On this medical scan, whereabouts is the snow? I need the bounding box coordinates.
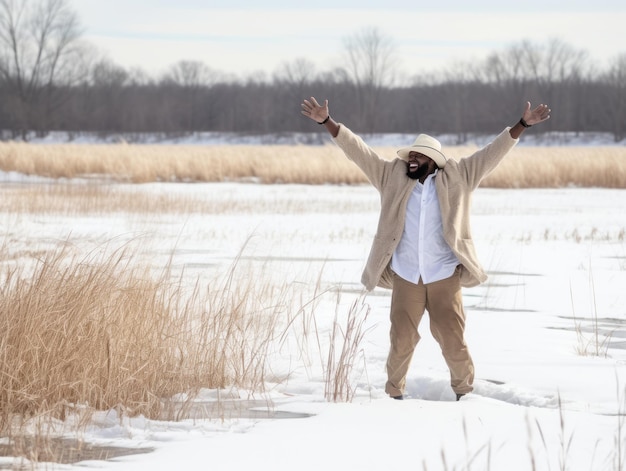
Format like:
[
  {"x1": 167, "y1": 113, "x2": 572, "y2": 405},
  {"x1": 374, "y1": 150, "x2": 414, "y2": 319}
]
[
  {"x1": 1, "y1": 173, "x2": 626, "y2": 470},
  {"x1": 5, "y1": 130, "x2": 626, "y2": 147}
]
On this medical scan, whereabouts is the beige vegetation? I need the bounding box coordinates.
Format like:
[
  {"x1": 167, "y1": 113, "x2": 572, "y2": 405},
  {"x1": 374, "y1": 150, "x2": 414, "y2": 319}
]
[
  {"x1": 480, "y1": 146, "x2": 626, "y2": 188},
  {"x1": 0, "y1": 246, "x2": 281, "y2": 425},
  {"x1": 1, "y1": 142, "x2": 625, "y2": 188},
  {"x1": 0, "y1": 143, "x2": 365, "y2": 185},
  {"x1": 0, "y1": 237, "x2": 364, "y2": 463},
  {"x1": 0, "y1": 182, "x2": 378, "y2": 216}
]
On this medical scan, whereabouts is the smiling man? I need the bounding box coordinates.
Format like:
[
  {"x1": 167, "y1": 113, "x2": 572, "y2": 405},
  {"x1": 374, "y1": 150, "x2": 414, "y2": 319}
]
[{"x1": 301, "y1": 96, "x2": 550, "y2": 401}]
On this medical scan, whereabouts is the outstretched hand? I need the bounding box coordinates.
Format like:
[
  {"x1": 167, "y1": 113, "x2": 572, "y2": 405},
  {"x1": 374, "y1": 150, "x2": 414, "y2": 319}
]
[
  {"x1": 522, "y1": 102, "x2": 551, "y2": 126},
  {"x1": 301, "y1": 97, "x2": 329, "y2": 123}
]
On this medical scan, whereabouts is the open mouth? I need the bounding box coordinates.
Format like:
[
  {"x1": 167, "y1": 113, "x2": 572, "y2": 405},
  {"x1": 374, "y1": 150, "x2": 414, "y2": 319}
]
[{"x1": 409, "y1": 163, "x2": 419, "y2": 171}]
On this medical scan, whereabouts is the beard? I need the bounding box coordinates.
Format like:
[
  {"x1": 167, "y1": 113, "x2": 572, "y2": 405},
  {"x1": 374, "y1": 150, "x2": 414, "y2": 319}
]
[{"x1": 406, "y1": 162, "x2": 430, "y2": 180}]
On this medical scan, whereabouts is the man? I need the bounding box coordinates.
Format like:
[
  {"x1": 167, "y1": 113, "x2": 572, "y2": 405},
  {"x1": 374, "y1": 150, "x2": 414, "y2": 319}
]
[{"x1": 300, "y1": 97, "x2": 551, "y2": 400}]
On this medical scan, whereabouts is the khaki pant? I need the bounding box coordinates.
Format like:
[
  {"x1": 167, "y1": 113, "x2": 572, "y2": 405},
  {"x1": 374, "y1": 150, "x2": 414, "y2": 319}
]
[{"x1": 385, "y1": 267, "x2": 474, "y2": 397}]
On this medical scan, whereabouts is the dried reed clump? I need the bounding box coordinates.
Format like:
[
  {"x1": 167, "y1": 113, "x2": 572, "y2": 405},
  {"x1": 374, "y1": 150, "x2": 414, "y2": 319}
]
[
  {"x1": 2, "y1": 141, "x2": 626, "y2": 188},
  {"x1": 480, "y1": 147, "x2": 626, "y2": 188},
  {"x1": 0, "y1": 142, "x2": 368, "y2": 185},
  {"x1": 0, "y1": 244, "x2": 284, "y2": 434}
]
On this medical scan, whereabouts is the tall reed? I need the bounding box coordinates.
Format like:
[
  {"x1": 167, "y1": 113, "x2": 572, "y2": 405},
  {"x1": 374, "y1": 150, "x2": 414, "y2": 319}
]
[
  {"x1": 1, "y1": 142, "x2": 625, "y2": 188},
  {"x1": 0, "y1": 243, "x2": 286, "y2": 434},
  {"x1": 324, "y1": 293, "x2": 371, "y2": 402}
]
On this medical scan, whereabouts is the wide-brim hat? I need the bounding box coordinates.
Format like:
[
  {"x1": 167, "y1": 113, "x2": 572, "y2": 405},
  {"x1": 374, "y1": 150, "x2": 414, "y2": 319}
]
[{"x1": 397, "y1": 134, "x2": 447, "y2": 168}]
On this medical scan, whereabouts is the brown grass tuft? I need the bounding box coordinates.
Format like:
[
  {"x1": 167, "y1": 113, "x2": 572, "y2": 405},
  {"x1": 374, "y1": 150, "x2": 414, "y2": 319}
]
[{"x1": 0, "y1": 242, "x2": 286, "y2": 434}]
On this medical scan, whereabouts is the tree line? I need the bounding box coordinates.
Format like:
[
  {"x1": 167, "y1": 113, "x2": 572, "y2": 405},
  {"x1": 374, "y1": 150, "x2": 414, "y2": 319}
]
[{"x1": 1, "y1": 0, "x2": 625, "y2": 142}]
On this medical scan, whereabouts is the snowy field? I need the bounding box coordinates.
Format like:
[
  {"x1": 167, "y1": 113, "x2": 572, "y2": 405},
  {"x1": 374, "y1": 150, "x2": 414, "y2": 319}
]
[
  {"x1": 13, "y1": 129, "x2": 626, "y2": 147},
  {"x1": 1, "y1": 177, "x2": 626, "y2": 470}
]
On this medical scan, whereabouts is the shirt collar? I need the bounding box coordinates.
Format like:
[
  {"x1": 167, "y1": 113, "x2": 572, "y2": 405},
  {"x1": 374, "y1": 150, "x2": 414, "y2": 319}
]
[
  {"x1": 412, "y1": 168, "x2": 439, "y2": 188},
  {"x1": 425, "y1": 168, "x2": 438, "y2": 184}
]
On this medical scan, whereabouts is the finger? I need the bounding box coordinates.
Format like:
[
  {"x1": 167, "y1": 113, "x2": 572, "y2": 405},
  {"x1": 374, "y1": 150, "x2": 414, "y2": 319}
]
[
  {"x1": 535, "y1": 104, "x2": 551, "y2": 118},
  {"x1": 310, "y1": 97, "x2": 321, "y2": 107},
  {"x1": 543, "y1": 106, "x2": 552, "y2": 120}
]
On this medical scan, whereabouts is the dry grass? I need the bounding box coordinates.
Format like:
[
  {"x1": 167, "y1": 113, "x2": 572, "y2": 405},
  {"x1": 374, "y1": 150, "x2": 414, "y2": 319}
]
[
  {"x1": 0, "y1": 182, "x2": 377, "y2": 216},
  {"x1": 1, "y1": 142, "x2": 625, "y2": 187},
  {"x1": 0, "y1": 227, "x2": 372, "y2": 463},
  {"x1": 0, "y1": 242, "x2": 288, "y2": 436},
  {"x1": 324, "y1": 294, "x2": 371, "y2": 402},
  {"x1": 278, "y1": 271, "x2": 373, "y2": 403},
  {"x1": 0, "y1": 142, "x2": 365, "y2": 185},
  {"x1": 481, "y1": 147, "x2": 626, "y2": 188},
  {"x1": 570, "y1": 270, "x2": 613, "y2": 358}
]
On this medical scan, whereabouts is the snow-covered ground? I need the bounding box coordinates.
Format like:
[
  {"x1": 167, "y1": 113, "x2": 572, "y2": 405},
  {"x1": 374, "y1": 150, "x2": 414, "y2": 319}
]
[
  {"x1": 8, "y1": 130, "x2": 626, "y2": 147},
  {"x1": 1, "y1": 176, "x2": 625, "y2": 470}
]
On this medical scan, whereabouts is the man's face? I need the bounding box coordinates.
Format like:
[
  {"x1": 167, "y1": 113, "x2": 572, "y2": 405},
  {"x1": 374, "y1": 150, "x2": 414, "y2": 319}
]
[{"x1": 406, "y1": 151, "x2": 437, "y2": 180}]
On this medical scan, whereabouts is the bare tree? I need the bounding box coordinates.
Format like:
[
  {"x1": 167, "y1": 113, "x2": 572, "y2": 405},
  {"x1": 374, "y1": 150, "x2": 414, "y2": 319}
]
[
  {"x1": 85, "y1": 59, "x2": 130, "y2": 134},
  {"x1": 479, "y1": 41, "x2": 533, "y2": 116},
  {"x1": 0, "y1": 0, "x2": 88, "y2": 138},
  {"x1": 476, "y1": 39, "x2": 593, "y2": 132},
  {"x1": 525, "y1": 38, "x2": 589, "y2": 83},
  {"x1": 601, "y1": 53, "x2": 626, "y2": 142},
  {"x1": 91, "y1": 59, "x2": 129, "y2": 87},
  {"x1": 523, "y1": 38, "x2": 590, "y2": 130},
  {"x1": 273, "y1": 58, "x2": 316, "y2": 89},
  {"x1": 163, "y1": 60, "x2": 218, "y2": 88},
  {"x1": 341, "y1": 27, "x2": 397, "y2": 132},
  {"x1": 161, "y1": 60, "x2": 221, "y2": 132},
  {"x1": 273, "y1": 58, "x2": 318, "y2": 131}
]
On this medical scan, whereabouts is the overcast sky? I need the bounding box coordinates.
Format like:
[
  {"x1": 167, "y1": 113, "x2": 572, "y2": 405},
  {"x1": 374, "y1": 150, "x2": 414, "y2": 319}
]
[{"x1": 72, "y1": 0, "x2": 626, "y2": 79}]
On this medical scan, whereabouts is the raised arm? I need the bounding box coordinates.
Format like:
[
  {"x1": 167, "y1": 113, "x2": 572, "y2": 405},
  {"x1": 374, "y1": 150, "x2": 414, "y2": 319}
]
[
  {"x1": 301, "y1": 97, "x2": 340, "y2": 137},
  {"x1": 509, "y1": 102, "x2": 551, "y2": 139}
]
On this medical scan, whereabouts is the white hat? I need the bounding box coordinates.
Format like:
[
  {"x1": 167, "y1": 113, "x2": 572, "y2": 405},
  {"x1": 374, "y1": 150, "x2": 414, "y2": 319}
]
[{"x1": 397, "y1": 134, "x2": 447, "y2": 168}]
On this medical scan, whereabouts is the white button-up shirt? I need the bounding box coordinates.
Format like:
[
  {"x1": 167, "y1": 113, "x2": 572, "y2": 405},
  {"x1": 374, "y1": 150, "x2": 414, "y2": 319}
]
[{"x1": 391, "y1": 171, "x2": 459, "y2": 285}]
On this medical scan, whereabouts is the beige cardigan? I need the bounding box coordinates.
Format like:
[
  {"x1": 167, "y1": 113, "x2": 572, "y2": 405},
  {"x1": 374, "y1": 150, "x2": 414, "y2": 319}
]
[{"x1": 332, "y1": 125, "x2": 519, "y2": 291}]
